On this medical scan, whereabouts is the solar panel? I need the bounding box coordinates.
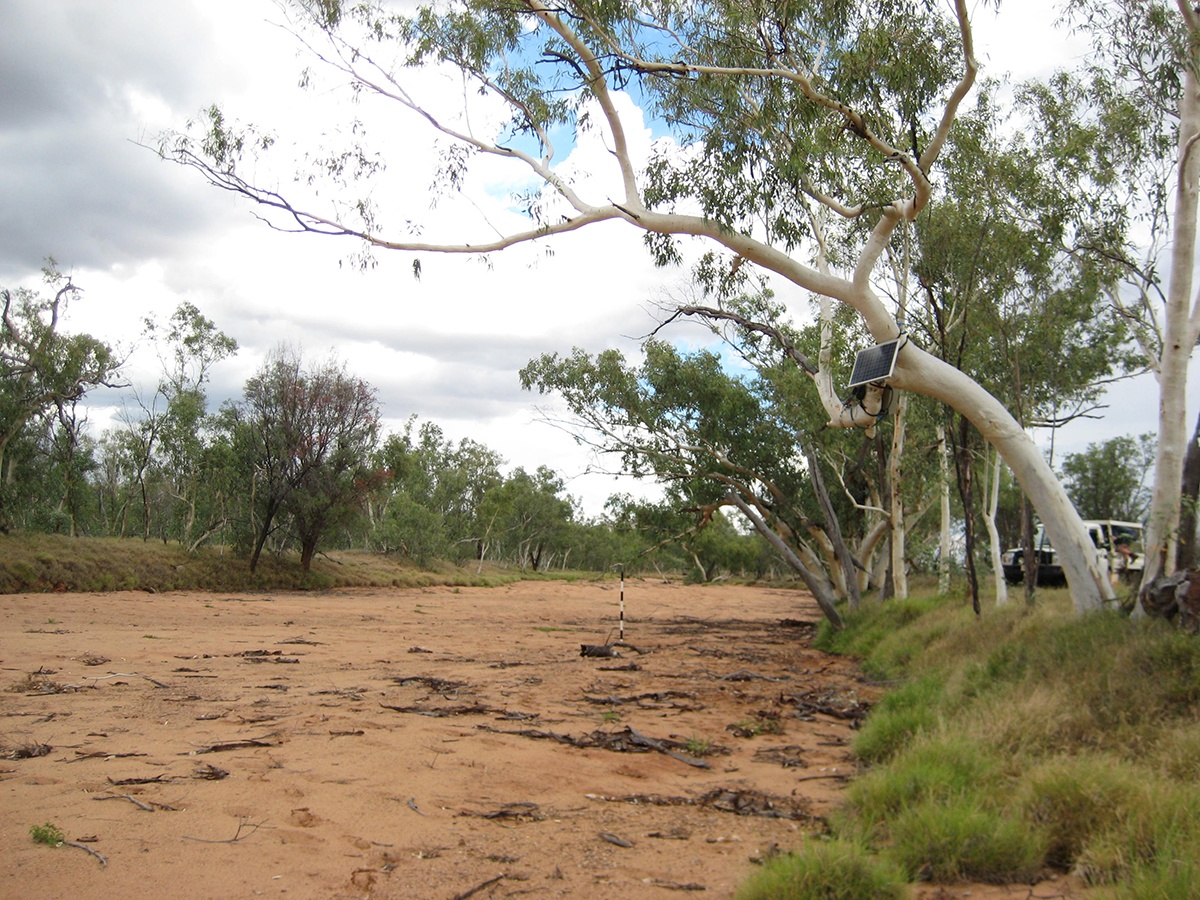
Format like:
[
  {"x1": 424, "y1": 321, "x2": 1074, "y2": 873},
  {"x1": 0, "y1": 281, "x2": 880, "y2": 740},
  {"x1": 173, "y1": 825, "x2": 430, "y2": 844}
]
[{"x1": 847, "y1": 339, "x2": 900, "y2": 389}]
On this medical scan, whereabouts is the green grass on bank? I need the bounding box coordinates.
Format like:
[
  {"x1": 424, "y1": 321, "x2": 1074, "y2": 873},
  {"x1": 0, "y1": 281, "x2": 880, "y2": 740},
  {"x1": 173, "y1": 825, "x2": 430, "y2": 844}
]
[
  {"x1": 738, "y1": 586, "x2": 1200, "y2": 900},
  {"x1": 0, "y1": 532, "x2": 591, "y2": 593}
]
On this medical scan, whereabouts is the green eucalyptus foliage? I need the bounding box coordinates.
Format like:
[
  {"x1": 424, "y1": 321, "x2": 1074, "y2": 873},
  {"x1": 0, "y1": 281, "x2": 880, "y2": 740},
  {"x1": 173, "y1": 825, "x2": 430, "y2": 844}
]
[
  {"x1": 1060, "y1": 433, "x2": 1156, "y2": 521},
  {"x1": 520, "y1": 337, "x2": 828, "y2": 540},
  {"x1": 1, "y1": 266, "x2": 121, "y2": 530}
]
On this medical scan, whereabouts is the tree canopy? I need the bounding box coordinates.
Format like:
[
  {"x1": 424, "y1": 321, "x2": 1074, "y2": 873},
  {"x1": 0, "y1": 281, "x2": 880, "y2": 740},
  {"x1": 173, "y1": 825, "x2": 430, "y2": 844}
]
[{"x1": 151, "y1": 0, "x2": 1200, "y2": 611}]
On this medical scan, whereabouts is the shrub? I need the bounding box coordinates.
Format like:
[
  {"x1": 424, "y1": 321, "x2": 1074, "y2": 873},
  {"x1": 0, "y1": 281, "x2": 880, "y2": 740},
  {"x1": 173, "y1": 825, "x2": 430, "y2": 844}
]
[
  {"x1": 1016, "y1": 755, "x2": 1142, "y2": 870},
  {"x1": 735, "y1": 838, "x2": 908, "y2": 900},
  {"x1": 842, "y1": 734, "x2": 1001, "y2": 835},
  {"x1": 1075, "y1": 787, "x2": 1200, "y2": 888},
  {"x1": 887, "y1": 797, "x2": 1044, "y2": 884},
  {"x1": 851, "y1": 674, "x2": 946, "y2": 762},
  {"x1": 29, "y1": 823, "x2": 64, "y2": 846}
]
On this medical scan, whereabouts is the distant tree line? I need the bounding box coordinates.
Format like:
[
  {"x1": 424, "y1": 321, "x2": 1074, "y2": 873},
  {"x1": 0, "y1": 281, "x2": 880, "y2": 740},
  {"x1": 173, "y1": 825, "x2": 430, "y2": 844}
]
[
  {"x1": 2, "y1": 270, "x2": 1165, "y2": 590},
  {"x1": 0, "y1": 276, "x2": 789, "y2": 580}
]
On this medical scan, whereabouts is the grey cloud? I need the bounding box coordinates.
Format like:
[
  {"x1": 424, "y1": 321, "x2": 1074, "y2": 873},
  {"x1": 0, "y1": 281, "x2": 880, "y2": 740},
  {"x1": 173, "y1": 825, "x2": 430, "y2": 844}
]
[{"x1": 0, "y1": 0, "x2": 243, "y2": 276}]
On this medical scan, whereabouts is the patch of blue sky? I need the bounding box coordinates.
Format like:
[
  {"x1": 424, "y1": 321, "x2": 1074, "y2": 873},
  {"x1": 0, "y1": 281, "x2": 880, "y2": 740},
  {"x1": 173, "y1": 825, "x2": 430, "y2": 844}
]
[{"x1": 660, "y1": 330, "x2": 759, "y2": 382}]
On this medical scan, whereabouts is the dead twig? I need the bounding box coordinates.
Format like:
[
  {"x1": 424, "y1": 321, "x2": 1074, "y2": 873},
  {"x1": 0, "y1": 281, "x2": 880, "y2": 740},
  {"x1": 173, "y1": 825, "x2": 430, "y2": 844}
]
[
  {"x1": 189, "y1": 738, "x2": 274, "y2": 755},
  {"x1": 107, "y1": 774, "x2": 173, "y2": 786},
  {"x1": 451, "y1": 873, "x2": 505, "y2": 900},
  {"x1": 3, "y1": 742, "x2": 52, "y2": 760},
  {"x1": 598, "y1": 832, "x2": 633, "y2": 848},
  {"x1": 380, "y1": 702, "x2": 504, "y2": 717},
  {"x1": 62, "y1": 840, "x2": 107, "y2": 867},
  {"x1": 69, "y1": 749, "x2": 147, "y2": 763},
  {"x1": 719, "y1": 670, "x2": 788, "y2": 683},
  {"x1": 182, "y1": 819, "x2": 265, "y2": 843},
  {"x1": 64, "y1": 672, "x2": 171, "y2": 689},
  {"x1": 94, "y1": 793, "x2": 154, "y2": 811}
]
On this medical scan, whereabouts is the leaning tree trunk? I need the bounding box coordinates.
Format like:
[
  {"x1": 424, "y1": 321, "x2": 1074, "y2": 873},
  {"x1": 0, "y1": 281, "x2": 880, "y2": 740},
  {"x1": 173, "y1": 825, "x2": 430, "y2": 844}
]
[
  {"x1": 888, "y1": 344, "x2": 1112, "y2": 613},
  {"x1": 726, "y1": 492, "x2": 844, "y2": 630},
  {"x1": 720, "y1": 209, "x2": 1114, "y2": 613},
  {"x1": 806, "y1": 446, "x2": 861, "y2": 611}
]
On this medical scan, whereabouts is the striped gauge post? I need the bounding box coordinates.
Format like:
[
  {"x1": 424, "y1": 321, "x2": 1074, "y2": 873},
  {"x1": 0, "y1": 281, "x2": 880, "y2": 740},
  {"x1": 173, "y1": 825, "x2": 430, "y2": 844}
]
[{"x1": 619, "y1": 564, "x2": 625, "y2": 642}]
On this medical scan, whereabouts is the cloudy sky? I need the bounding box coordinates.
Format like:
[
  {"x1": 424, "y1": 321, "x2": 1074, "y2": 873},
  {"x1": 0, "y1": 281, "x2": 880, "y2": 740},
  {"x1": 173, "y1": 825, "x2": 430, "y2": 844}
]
[{"x1": 0, "y1": 0, "x2": 1191, "y2": 514}]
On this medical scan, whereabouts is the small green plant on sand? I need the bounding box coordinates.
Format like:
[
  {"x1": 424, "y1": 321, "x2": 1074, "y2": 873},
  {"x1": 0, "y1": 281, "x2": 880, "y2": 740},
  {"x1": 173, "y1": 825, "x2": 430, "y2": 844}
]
[
  {"x1": 30, "y1": 823, "x2": 64, "y2": 846},
  {"x1": 684, "y1": 735, "x2": 714, "y2": 757},
  {"x1": 601, "y1": 709, "x2": 622, "y2": 724}
]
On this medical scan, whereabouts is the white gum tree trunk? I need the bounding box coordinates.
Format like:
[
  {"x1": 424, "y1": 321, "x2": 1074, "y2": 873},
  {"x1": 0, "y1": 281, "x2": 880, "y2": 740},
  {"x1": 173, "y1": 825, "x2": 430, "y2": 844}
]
[
  {"x1": 1141, "y1": 60, "x2": 1200, "y2": 598},
  {"x1": 983, "y1": 444, "x2": 1009, "y2": 606}
]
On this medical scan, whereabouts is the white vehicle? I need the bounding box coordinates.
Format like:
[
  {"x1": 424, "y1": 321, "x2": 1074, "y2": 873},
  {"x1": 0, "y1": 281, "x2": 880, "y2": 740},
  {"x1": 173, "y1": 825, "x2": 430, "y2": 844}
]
[{"x1": 1001, "y1": 520, "x2": 1144, "y2": 586}]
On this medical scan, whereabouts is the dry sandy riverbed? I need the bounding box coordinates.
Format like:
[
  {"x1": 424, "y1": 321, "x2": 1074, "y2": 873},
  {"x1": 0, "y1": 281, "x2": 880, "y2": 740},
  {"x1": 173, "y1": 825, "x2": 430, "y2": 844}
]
[{"x1": 1, "y1": 580, "x2": 1085, "y2": 899}]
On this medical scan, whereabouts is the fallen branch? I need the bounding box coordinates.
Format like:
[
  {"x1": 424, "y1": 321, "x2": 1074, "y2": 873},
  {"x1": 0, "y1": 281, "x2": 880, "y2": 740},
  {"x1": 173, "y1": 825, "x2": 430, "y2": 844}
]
[
  {"x1": 719, "y1": 670, "x2": 788, "y2": 683},
  {"x1": 94, "y1": 793, "x2": 154, "y2": 812},
  {"x1": 189, "y1": 738, "x2": 274, "y2": 755},
  {"x1": 452, "y1": 874, "x2": 505, "y2": 900},
  {"x1": 65, "y1": 672, "x2": 171, "y2": 689},
  {"x1": 69, "y1": 750, "x2": 147, "y2": 763},
  {"x1": 475, "y1": 725, "x2": 713, "y2": 768},
  {"x1": 107, "y1": 774, "x2": 172, "y2": 786},
  {"x1": 62, "y1": 839, "x2": 107, "y2": 867},
  {"x1": 380, "y1": 703, "x2": 505, "y2": 718},
  {"x1": 779, "y1": 688, "x2": 870, "y2": 722},
  {"x1": 585, "y1": 788, "x2": 817, "y2": 821}
]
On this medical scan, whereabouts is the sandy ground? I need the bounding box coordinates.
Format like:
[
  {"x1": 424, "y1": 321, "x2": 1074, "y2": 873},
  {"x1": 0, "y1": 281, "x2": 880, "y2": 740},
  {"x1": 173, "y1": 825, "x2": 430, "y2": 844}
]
[{"x1": 1, "y1": 580, "x2": 1087, "y2": 900}]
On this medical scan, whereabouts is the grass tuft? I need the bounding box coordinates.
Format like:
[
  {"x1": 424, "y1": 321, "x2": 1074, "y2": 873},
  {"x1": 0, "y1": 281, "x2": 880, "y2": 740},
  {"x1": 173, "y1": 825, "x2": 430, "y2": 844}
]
[
  {"x1": 886, "y1": 797, "x2": 1044, "y2": 884},
  {"x1": 734, "y1": 838, "x2": 908, "y2": 900}
]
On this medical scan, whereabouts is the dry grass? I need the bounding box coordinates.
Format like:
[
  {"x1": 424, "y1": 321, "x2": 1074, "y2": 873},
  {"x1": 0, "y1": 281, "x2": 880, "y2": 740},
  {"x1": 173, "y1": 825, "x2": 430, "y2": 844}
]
[{"x1": 0, "y1": 532, "x2": 585, "y2": 594}]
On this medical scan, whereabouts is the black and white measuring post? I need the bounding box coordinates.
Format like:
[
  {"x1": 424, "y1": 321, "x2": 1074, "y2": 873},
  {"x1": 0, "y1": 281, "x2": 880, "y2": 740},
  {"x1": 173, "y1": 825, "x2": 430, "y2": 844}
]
[{"x1": 618, "y1": 564, "x2": 625, "y2": 643}]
